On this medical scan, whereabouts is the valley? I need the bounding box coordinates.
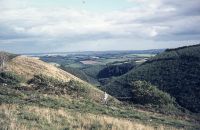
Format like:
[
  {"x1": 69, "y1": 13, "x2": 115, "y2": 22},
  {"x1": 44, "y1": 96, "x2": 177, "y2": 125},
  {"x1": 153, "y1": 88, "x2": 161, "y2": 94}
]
[{"x1": 0, "y1": 45, "x2": 200, "y2": 130}]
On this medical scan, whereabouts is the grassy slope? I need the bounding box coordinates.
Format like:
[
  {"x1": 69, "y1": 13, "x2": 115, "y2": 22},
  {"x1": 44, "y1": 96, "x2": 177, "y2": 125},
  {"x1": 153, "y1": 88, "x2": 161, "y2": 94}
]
[
  {"x1": 6, "y1": 56, "x2": 80, "y2": 82},
  {"x1": 6, "y1": 56, "x2": 107, "y2": 102},
  {"x1": 0, "y1": 85, "x2": 199, "y2": 130},
  {"x1": 0, "y1": 104, "x2": 186, "y2": 130},
  {"x1": 105, "y1": 44, "x2": 200, "y2": 113},
  {"x1": 0, "y1": 55, "x2": 199, "y2": 130}
]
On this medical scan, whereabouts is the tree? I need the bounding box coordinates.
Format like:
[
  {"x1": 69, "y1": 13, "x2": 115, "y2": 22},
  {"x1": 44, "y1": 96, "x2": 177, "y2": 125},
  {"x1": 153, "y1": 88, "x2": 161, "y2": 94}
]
[{"x1": 0, "y1": 52, "x2": 9, "y2": 71}]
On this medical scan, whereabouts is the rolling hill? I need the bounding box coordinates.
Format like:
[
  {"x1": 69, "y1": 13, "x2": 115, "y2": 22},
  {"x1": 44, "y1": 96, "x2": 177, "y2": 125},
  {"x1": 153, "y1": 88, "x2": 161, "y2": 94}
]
[
  {"x1": 105, "y1": 44, "x2": 200, "y2": 113},
  {"x1": 4, "y1": 55, "x2": 110, "y2": 103}
]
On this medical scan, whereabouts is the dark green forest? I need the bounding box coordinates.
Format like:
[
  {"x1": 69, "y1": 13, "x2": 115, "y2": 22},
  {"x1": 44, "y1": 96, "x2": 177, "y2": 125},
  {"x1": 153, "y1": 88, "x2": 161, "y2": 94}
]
[{"x1": 104, "y1": 44, "x2": 200, "y2": 113}]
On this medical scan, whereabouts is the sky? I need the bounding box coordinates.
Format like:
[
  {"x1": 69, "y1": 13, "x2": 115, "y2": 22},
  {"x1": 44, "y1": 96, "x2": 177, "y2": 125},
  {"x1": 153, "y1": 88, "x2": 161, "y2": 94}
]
[{"x1": 0, "y1": 0, "x2": 200, "y2": 53}]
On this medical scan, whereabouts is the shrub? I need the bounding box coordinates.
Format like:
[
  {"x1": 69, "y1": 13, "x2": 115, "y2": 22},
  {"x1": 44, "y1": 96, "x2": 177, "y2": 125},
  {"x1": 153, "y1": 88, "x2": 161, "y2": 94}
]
[
  {"x1": 131, "y1": 80, "x2": 175, "y2": 106},
  {"x1": 28, "y1": 74, "x2": 88, "y2": 96},
  {"x1": 0, "y1": 71, "x2": 23, "y2": 84}
]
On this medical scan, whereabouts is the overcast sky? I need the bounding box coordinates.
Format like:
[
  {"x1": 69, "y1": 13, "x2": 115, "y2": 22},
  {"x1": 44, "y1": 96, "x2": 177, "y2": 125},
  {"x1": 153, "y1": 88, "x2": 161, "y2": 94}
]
[{"x1": 0, "y1": 0, "x2": 199, "y2": 53}]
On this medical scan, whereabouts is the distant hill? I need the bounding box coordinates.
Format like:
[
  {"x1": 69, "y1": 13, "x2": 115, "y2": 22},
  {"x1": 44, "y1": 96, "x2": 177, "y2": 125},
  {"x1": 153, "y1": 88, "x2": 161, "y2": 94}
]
[
  {"x1": 105, "y1": 44, "x2": 200, "y2": 113},
  {"x1": 22, "y1": 49, "x2": 164, "y2": 57}
]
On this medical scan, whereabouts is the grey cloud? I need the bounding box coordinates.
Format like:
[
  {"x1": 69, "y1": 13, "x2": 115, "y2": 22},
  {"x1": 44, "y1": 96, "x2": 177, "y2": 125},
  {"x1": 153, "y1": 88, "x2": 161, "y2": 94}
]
[
  {"x1": 116, "y1": 0, "x2": 200, "y2": 41},
  {"x1": 0, "y1": 0, "x2": 200, "y2": 53},
  {"x1": 162, "y1": 0, "x2": 200, "y2": 17},
  {"x1": 0, "y1": 25, "x2": 28, "y2": 40}
]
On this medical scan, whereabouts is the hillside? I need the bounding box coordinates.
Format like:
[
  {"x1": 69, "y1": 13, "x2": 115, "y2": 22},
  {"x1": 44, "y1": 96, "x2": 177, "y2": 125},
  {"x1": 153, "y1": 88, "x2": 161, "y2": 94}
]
[
  {"x1": 0, "y1": 54, "x2": 200, "y2": 130},
  {"x1": 6, "y1": 56, "x2": 81, "y2": 82},
  {"x1": 5, "y1": 56, "x2": 113, "y2": 103},
  {"x1": 97, "y1": 62, "x2": 136, "y2": 79},
  {"x1": 60, "y1": 65, "x2": 103, "y2": 85},
  {"x1": 105, "y1": 44, "x2": 200, "y2": 113}
]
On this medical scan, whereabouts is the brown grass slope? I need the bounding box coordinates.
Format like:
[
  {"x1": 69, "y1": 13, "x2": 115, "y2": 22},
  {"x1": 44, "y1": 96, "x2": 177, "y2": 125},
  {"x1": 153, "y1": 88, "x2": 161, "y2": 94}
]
[
  {"x1": 6, "y1": 56, "x2": 80, "y2": 82},
  {"x1": 6, "y1": 56, "x2": 107, "y2": 102}
]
